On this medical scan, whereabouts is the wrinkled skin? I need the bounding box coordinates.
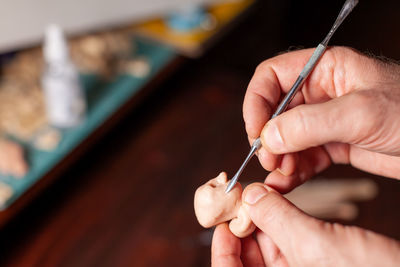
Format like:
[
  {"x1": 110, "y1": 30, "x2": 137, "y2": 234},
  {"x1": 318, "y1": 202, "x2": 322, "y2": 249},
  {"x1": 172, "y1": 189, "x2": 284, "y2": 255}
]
[{"x1": 212, "y1": 47, "x2": 400, "y2": 266}]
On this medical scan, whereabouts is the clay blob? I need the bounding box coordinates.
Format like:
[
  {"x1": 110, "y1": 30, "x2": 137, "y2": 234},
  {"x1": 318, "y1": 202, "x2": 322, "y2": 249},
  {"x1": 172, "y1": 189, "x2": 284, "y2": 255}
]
[
  {"x1": 0, "y1": 138, "x2": 28, "y2": 177},
  {"x1": 194, "y1": 172, "x2": 255, "y2": 238}
]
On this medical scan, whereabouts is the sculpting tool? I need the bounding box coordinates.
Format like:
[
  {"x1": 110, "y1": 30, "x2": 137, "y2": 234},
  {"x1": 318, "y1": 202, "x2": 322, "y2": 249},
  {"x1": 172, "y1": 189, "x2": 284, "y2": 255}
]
[{"x1": 225, "y1": 0, "x2": 359, "y2": 193}]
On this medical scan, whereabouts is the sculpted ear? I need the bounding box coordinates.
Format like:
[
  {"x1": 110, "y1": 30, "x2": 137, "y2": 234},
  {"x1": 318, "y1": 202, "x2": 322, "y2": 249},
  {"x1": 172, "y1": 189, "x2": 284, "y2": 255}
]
[
  {"x1": 229, "y1": 206, "x2": 256, "y2": 238},
  {"x1": 216, "y1": 172, "x2": 228, "y2": 184}
]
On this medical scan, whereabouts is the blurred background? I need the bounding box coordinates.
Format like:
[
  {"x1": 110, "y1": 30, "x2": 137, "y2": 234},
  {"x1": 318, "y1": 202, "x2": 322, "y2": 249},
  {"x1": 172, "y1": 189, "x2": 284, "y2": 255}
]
[{"x1": 0, "y1": 0, "x2": 399, "y2": 266}]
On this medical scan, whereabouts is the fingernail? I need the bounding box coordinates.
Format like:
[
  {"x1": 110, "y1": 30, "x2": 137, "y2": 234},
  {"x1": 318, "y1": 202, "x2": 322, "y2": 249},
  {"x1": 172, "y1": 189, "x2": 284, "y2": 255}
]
[
  {"x1": 276, "y1": 168, "x2": 289, "y2": 177},
  {"x1": 244, "y1": 185, "x2": 268, "y2": 205},
  {"x1": 277, "y1": 154, "x2": 297, "y2": 176},
  {"x1": 262, "y1": 123, "x2": 284, "y2": 152}
]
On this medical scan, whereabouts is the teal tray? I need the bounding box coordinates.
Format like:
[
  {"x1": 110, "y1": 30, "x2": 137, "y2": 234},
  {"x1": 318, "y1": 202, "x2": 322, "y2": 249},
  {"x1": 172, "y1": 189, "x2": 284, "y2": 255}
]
[{"x1": 0, "y1": 39, "x2": 175, "y2": 210}]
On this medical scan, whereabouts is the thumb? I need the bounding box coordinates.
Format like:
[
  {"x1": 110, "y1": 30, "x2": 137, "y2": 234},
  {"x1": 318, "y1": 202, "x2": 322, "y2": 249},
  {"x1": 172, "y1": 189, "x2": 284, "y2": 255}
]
[
  {"x1": 243, "y1": 183, "x2": 319, "y2": 256},
  {"x1": 261, "y1": 92, "x2": 376, "y2": 154},
  {"x1": 244, "y1": 183, "x2": 400, "y2": 266}
]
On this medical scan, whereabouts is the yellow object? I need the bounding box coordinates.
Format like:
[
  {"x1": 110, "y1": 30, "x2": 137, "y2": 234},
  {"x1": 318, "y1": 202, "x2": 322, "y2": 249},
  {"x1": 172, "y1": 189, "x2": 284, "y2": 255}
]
[{"x1": 132, "y1": 0, "x2": 255, "y2": 57}]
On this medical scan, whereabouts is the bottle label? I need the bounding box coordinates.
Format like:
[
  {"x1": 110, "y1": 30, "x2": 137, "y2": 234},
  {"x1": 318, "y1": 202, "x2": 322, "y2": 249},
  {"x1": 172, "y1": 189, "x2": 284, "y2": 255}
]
[{"x1": 43, "y1": 74, "x2": 86, "y2": 128}]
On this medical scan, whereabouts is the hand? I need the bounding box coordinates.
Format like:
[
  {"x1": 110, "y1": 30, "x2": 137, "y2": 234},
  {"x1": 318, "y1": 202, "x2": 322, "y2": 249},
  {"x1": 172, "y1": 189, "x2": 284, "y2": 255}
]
[
  {"x1": 212, "y1": 183, "x2": 400, "y2": 266},
  {"x1": 243, "y1": 47, "x2": 400, "y2": 193}
]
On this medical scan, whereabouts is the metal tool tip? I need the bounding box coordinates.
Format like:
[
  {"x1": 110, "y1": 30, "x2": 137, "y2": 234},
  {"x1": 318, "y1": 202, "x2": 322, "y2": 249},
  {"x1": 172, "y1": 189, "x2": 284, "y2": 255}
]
[
  {"x1": 343, "y1": 0, "x2": 359, "y2": 13},
  {"x1": 225, "y1": 180, "x2": 235, "y2": 194},
  {"x1": 225, "y1": 175, "x2": 238, "y2": 194},
  {"x1": 225, "y1": 139, "x2": 261, "y2": 194}
]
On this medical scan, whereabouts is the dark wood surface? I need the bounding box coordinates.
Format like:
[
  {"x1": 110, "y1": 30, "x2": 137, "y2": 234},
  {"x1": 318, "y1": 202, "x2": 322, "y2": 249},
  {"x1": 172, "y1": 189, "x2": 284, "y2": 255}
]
[{"x1": 1, "y1": 1, "x2": 400, "y2": 266}]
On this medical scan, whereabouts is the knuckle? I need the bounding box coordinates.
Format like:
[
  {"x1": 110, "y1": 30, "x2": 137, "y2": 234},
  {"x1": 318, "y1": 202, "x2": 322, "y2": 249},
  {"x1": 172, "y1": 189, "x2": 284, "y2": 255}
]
[
  {"x1": 255, "y1": 59, "x2": 273, "y2": 74},
  {"x1": 330, "y1": 46, "x2": 359, "y2": 57},
  {"x1": 326, "y1": 47, "x2": 363, "y2": 95},
  {"x1": 329, "y1": 46, "x2": 363, "y2": 64}
]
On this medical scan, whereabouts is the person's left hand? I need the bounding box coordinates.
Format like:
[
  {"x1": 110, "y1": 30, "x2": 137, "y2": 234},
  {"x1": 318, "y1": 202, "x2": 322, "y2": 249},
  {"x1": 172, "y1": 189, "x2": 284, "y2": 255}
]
[{"x1": 212, "y1": 183, "x2": 400, "y2": 267}]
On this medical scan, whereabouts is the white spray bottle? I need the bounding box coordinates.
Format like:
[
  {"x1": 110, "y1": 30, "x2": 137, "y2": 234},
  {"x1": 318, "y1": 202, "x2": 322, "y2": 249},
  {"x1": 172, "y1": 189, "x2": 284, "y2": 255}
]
[{"x1": 42, "y1": 24, "x2": 86, "y2": 128}]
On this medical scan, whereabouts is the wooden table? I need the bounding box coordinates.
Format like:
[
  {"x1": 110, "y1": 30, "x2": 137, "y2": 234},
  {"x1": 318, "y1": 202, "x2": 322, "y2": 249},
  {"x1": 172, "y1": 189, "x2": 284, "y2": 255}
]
[{"x1": 1, "y1": 1, "x2": 400, "y2": 266}]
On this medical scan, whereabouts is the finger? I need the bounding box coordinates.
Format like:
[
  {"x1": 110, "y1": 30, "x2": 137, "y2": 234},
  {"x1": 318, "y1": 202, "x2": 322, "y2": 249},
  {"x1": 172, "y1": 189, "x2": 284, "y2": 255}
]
[
  {"x1": 245, "y1": 184, "x2": 400, "y2": 266},
  {"x1": 256, "y1": 230, "x2": 288, "y2": 267},
  {"x1": 250, "y1": 91, "x2": 303, "y2": 173},
  {"x1": 265, "y1": 147, "x2": 331, "y2": 193},
  {"x1": 257, "y1": 147, "x2": 280, "y2": 171},
  {"x1": 264, "y1": 171, "x2": 299, "y2": 194},
  {"x1": 261, "y1": 91, "x2": 382, "y2": 154},
  {"x1": 256, "y1": 147, "x2": 296, "y2": 174},
  {"x1": 243, "y1": 49, "x2": 318, "y2": 141},
  {"x1": 243, "y1": 47, "x2": 358, "y2": 143},
  {"x1": 212, "y1": 223, "x2": 243, "y2": 267},
  {"x1": 248, "y1": 133, "x2": 280, "y2": 171},
  {"x1": 324, "y1": 141, "x2": 400, "y2": 180},
  {"x1": 241, "y1": 235, "x2": 265, "y2": 267},
  {"x1": 349, "y1": 146, "x2": 400, "y2": 180},
  {"x1": 242, "y1": 183, "x2": 320, "y2": 259},
  {"x1": 323, "y1": 142, "x2": 350, "y2": 164},
  {"x1": 243, "y1": 65, "x2": 280, "y2": 140},
  {"x1": 276, "y1": 153, "x2": 298, "y2": 177}
]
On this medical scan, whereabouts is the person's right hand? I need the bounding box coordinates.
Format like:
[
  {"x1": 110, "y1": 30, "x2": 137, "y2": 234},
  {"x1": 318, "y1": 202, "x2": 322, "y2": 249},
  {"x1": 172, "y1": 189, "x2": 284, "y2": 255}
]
[{"x1": 243, "y1": 46, "x2": 400, "y2": 193}]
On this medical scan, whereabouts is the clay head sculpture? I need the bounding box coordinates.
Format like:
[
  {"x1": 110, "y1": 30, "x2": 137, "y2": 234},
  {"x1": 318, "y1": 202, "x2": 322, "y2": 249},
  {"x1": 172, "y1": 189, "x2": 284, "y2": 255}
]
[{"x1": 194, "y1": 172, "x2": 255, "y2": 238}]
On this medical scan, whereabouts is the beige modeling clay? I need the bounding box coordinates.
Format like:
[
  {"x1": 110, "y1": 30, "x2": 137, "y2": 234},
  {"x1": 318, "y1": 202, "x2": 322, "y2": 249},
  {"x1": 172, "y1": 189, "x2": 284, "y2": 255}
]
[
  {"x1": 33, "y1": 126, "x2": 62, "y2": 151},
  {"x1": 0, "y1": 182, "x2": 13, "y2": 207},
  {"x1": 194, "y1": 172, "x2": 255, "y2": 238},
  {"x1": 119, "y1": 57, "x2": 151, "y2": 78},
  {"x1": 0, "y1": 138, "x2": 28, "y2": 178}
]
